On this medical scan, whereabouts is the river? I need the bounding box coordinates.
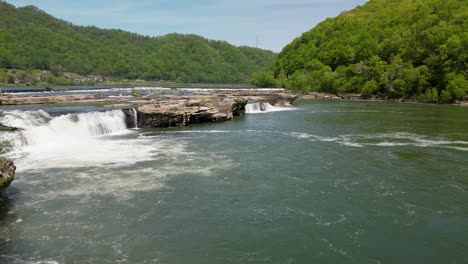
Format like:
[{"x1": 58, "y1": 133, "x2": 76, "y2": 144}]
[{"x1": 0, "y1": 99, "x2": 467, "y2": 263}]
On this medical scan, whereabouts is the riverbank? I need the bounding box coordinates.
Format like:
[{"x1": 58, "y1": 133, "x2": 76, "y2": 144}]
[
  {"x1": 300, "y1": 92, "x2": 468, "y2": 106},
  {"x1": 0, "y1": 83, "x2": 253, "y2": 93}
]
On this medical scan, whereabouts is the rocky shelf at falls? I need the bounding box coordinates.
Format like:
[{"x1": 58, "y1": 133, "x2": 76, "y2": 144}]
[
  {"x1": 0, "y1": 89, "x2": 297, "y2": 192},
  {"x1": 123, "y1": 92, "x2": 296, "y2": 128},
  {"x1": 0, "y1": 90, "x2": 298, "y2": 128}
]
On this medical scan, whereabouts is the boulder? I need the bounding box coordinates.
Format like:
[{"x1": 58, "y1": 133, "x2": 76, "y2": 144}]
[{"x1": 0, "y1": 159, "x2": 15, "y2": 193}]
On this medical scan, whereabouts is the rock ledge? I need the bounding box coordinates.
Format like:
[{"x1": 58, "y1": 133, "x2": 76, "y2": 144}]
[{"x1": 0, "y1": 159, "x2": 15, "y2": 193}]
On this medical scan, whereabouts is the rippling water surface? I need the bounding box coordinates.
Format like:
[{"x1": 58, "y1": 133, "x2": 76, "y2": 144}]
[{"x1": 1, "y1": 100, "x2": 467, "y2": 263}]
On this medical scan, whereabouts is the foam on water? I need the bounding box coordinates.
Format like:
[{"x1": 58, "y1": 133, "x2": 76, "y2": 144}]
[
  {"x1": 10, "y1": 140, "x2": 234, "y2": 204},
  {"x1": 0, "y1": 109, "x2": 236, "y2": 201},
  {"x1": 0, "y1": 109, "x2": 159, "y2": 171},
  {"x1": 245, "y1": 102, "x2": 297, "y2": 114},
  {"x1": 18, "y1": 167, "x2": 169, "y2": 204},
  {"x1": 155, "y1": 130, "x2": 235, "y2": 134},
  {"x1": 0, "y1": 255, "x2": 60, "y2": 264},
  {"x1": 287, "y1": 131, "x2": 468, "y2": 151},
  {"x1": 137, "y1": 129, "x2": 468, "y2": 152},
  {"x1": 158, "y1": 129, "x2": 466, "y2": 151},
  {"x1": 0, "y1": 101, "x2": 466, "y2": 263}
]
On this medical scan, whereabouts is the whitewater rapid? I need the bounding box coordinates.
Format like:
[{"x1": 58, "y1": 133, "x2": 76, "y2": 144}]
[
  {"x1": 245, "y1": 102, "x2": 295, "y2": 113},
  {"x1": 0, "y1": 100, "x2": 467, "y2": 263},
  {"x1": 0, "y1": 109, "x2": 156, "y2": 171}
]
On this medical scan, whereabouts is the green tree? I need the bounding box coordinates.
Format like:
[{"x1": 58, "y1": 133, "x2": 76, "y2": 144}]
[
  {"x1": 251, "y1": 71, "x2": 277, "y2": 88},
  {"x1": 272, "y1": 0, "x2": 467, "y2": 102},
  {"x1": 445, "y1": 74, "x2": 467, "y2": 101},
  {"x1": 362, "y1": 80, "x2": 379, "y2": 96},
  {"x1": 0, "y1": 2, "x2": 278, "y2": 84}
]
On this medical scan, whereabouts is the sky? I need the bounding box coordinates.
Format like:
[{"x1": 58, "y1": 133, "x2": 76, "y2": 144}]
[{"x1": 7, "y1": 0, "x2": 368, "y2": 52}]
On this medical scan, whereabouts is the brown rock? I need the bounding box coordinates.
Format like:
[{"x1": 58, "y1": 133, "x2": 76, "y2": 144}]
[{"x1": 0, "y1": 159, "x2": 15, "y2": 193}]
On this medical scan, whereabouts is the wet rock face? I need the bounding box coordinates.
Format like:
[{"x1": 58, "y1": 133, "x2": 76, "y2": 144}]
[
  {"x1": 135, "y1": 101, "x2": 233, "y2": 128},
  {"x1": 137, "y1": 111, "x2": 188, "y2": 128},
  {"x1": 122, "y1": 109, "x2": 138, "y2": 128},
  {"x1": 121, "y1": 93, "x2": 297, "y2": 129},
  {"x1": 0, "y1": 159, "x2": 16, "y2": 193},
  {"x1": 249, "y1": 94, "x2": 298, "y2": 107},
  {"x1": 231, "y1": 99, "x2": 248, "y2": 116}
]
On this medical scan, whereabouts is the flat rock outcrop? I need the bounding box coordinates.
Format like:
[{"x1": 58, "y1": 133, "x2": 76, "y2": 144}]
[
  {"x1": 133, "y1": 99, "x2": 235, "y2": 128},
  {"x1": 0, "y1": 93, "x2": 109, "y2": 105},
  {"x1": 248, "y1": 93, "x2": 298, "y2": 107},
  {"x1": 1, "y1": 89, "x2": 298, "y2": 129},
  {"x1": 117, "y1": 91, "x2": 297, "y2": 128}
]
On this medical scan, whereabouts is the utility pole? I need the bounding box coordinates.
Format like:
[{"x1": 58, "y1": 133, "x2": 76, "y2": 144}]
[{"x1": 256, "y1": 34, "x2": 259, "y2": 49}]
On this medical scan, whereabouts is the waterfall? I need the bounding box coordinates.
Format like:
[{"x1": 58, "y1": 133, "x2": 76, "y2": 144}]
[
  {"x1": 121, "y1": 108, "x2": 138, "y2": 129},
  {"x1": 131, "y1": 108, "x2": 138, "y2": 129},
  {"x1": 245, "y1": 102, "x2": 277, "y2": 113},
  {"x1": 0, "y1": 109, "x2": 163, "y2": 170},
  {"x1": 1, "y1": 109, "x2": 129, "y2": 147}
]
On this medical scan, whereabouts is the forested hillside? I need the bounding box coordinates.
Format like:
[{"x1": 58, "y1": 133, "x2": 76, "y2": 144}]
[
  {"x1": 266, "y1": 0, "x2": 467, "y2": 102},
  {"x1": 0, "y1": 1, "x2": 276, "y2": 84}
]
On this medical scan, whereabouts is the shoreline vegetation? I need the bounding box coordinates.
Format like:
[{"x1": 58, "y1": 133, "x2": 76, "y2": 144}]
[
  {"x1": 0, "y1": 2, "x2": 276, "y2": 85},
  {"x1": 0, "y1": 85, "x2": 466, "y2": 107},
  {"x1": 299, "y1": 92, "x2": 468, "y2": 106},
  {"x1": 1, "y1": 0, "x2": 466, "y2": 105},
  {"x1": 0, "y1": 69, "x2": 252, "y2": 89},
  {"x1": 251, "y1": 0, "x2": 467, "y2": 104}
]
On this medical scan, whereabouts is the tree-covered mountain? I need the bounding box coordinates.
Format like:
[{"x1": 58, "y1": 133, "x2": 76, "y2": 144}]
[
  {"x1": 265, "y1": 0, "x2": 467, "y2": 102},
  {"x1": 0, "y1": 1, "x2": 276, "y2": 84}
]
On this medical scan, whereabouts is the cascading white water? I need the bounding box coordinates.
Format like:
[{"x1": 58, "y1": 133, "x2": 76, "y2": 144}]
[
  {"x1": 0, "y1": 109, "x2": 158, "y2": 171},
  {"x1": 245, "y1": 102, "x2": 277, "y2": 113},
  {"x1": 131, "y1": 108, "x2": 138, "y2": 129},
  {"x1": 1, "y1": 109, "x2": 128, "y2": 146}
]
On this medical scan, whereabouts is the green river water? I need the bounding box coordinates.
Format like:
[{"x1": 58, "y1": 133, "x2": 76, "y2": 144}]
[{"x1": 0, "y1": 99, "x2": 467, "y2": 263}]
